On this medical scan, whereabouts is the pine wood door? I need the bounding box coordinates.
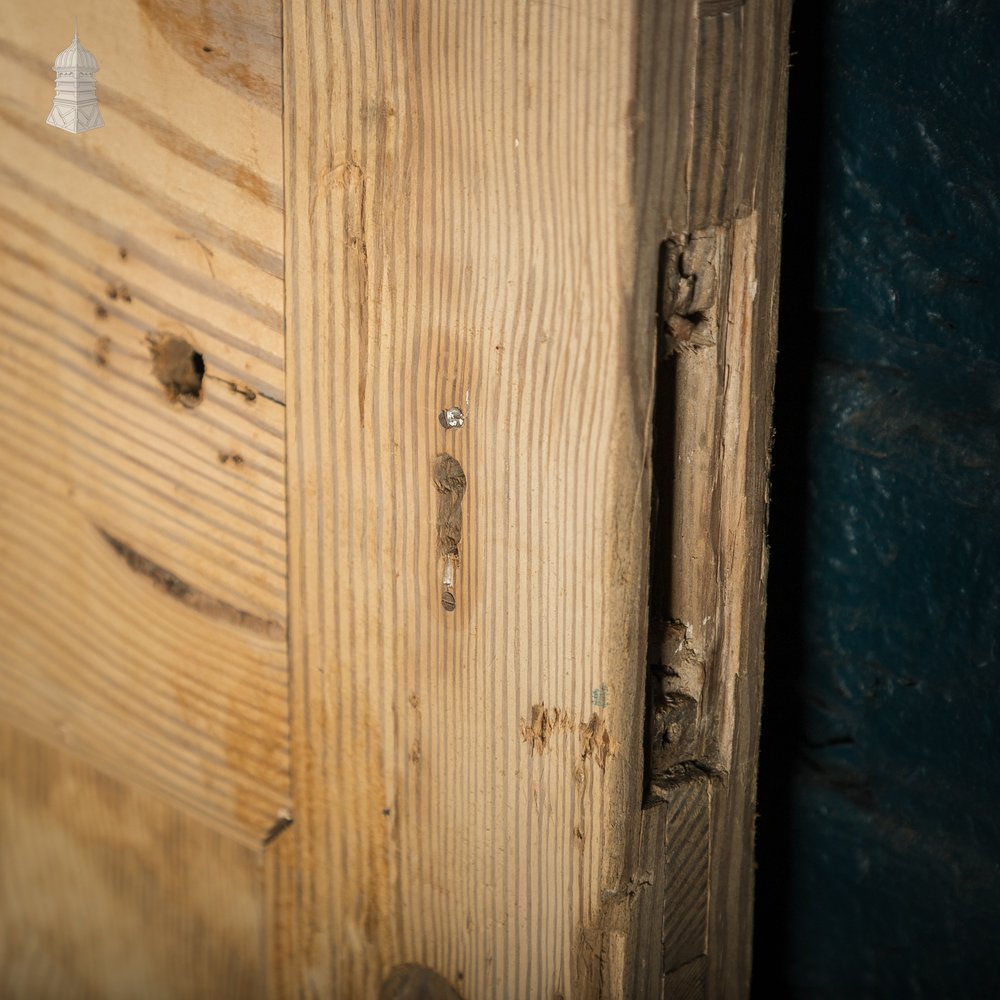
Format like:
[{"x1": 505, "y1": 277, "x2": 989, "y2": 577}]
[{"x1": 0, "y1": 1, "x2": 791, "y2": 997}]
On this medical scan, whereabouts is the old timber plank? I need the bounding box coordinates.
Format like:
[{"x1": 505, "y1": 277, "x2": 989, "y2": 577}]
[
  {"x1": 0, "y1": 0, "x2": 288, "y2": 845},
  {"x1": 279, "y1": 1, "x2": 654, "y2": 996}
]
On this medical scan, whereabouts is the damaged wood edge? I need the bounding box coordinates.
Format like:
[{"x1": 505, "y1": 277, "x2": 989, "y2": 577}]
[
  {"x1": 703, "y1": 199, "x2": 781, "y2": 1000},
  {"x1": 645, "y1": 212, "x2": 760, "y2": 806},
  {"x1": 646, "y1": 220, "x2": 729, "y2": 802},
  {"x1": 575, "y1": 0, "x2": 790, "y2": 993},
  {"x1": 657, "y1": 226, "x2": 726, "y2": 354},
  {"x1": 97, "y1": 527, "x2": 285, "y2": 640},
  {"x1": 619, "y1": 206, "x2": 746, "y2": 992}
]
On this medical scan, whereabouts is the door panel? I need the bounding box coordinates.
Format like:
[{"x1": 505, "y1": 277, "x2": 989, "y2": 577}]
[{"x1": 0, "y1": 0, "x2": 287, "y2": 843}]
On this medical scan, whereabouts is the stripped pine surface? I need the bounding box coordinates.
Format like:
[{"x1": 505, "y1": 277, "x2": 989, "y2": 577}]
[
  {"x1": 278, "y1": 1, "x2": 653, "y2": 996},
  {"x1": 0, "y1": 721, "x2": 265, "y2": 1000},
  {"x1": 0, "y1": 0, "x2": 288, "y2": 844}
]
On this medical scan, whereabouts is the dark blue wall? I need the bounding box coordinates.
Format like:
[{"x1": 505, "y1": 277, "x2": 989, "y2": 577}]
[{"x1": 754, "y1": 2, "x2": 1000, "y2": 996}]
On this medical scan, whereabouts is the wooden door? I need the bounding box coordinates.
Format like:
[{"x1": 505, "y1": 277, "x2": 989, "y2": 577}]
[{"x1": 0, "y1": 1, "x2": 791, "y2": 997}]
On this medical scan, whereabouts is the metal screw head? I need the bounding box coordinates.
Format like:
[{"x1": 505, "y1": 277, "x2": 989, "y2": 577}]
[
  {"x1": 441, "y1": 591, "x2": 456, "y2": 612},
  {"x1": 439, "y1": 406, "x2": 465, "y2": 429}
]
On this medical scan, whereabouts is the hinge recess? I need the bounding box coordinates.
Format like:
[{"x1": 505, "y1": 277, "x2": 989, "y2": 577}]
[{"x1": 645, "y1": 225, "x2": 729, "y2": 804}]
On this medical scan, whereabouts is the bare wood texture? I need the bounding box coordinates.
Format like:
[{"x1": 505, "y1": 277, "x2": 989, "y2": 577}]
[
  {"x1": 0, "y1": 721, "x2": 265, "y2": 999},
  {"x1": 280, "y1": 2, "x2": 654, "y2": 997},
  {"x1": 0, "y1": 1, "x2": 289, "y2": 843}
]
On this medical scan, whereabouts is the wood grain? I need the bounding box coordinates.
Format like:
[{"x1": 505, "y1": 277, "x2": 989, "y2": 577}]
[
  {"x1": 0, "y1": 0, "x2": 790, "y2": 992},
  {"x1": 703, "y1": 17, "x2": 793, "y2": 991},
  {"x1": 0, "y1": 0, "x2": 289, "y2": 844},
  {"x1": 279, "y1": 1, "x2": 655, "y2": 996},
  {"x1": 0, "y1": 721, "x2": 265, "y2": 999}
]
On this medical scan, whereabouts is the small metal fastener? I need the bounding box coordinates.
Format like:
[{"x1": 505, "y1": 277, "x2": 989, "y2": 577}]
[
  {"x1": 441, "y1": 591, "x2": 456, "y2": 612},
  {"x1": 439, "y1": 406, "x2": 465, "y2": 429}
]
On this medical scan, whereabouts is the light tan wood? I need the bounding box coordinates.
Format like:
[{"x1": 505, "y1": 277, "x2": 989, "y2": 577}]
[
  {"x1": 0, "y1": 721, "x2": 265, "y2": 999},
  {"x1": 279, "y1": 1, "x2": 655, "y2": 996},
  {"x1": 0, "y1": 0, "x2": 289, "y2": 844}
]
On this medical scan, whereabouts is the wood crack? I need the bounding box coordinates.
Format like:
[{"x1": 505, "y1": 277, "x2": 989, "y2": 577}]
[{"x1": 98, "y1": 528, "x2": 285, "y2": 639}]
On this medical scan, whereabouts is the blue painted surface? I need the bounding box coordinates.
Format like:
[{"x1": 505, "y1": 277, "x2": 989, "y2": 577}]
[{"x1": 754, "y1": 1, "x2": 1000, "y2": 996}]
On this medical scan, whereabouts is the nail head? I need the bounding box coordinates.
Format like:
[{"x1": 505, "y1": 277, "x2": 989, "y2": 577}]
[{"x1": 439, "y1": 406, "x2": 465, "y2": 429}]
